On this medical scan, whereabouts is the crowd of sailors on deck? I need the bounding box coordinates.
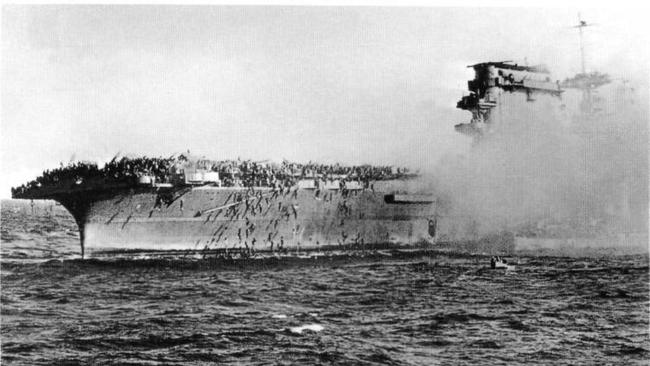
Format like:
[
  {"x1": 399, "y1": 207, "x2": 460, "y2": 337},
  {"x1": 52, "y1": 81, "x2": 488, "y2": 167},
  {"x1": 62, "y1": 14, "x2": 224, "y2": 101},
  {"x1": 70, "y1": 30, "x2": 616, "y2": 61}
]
[
  {"x1": 12, "y1": 155, "x2": 413, "y2": 195},
  {"x1": 206, "y1": 159, "x2": 411, "y2": 188},
  {"x1": 104, "y1": 156, "x2": 176, "y2": 182},
  {"x1": 12, "y1": 161, "x2": 101, "y2": 196},
  {"x1": 12, "y1": 157, "x2": 176, "y2": 196}
]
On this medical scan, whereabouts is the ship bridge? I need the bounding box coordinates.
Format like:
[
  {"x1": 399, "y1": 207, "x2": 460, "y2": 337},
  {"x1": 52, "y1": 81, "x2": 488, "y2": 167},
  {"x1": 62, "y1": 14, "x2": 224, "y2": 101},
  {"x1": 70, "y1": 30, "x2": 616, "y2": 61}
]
[{"x1": 455, "y1": 61, "x2": 564, "y2": 137}]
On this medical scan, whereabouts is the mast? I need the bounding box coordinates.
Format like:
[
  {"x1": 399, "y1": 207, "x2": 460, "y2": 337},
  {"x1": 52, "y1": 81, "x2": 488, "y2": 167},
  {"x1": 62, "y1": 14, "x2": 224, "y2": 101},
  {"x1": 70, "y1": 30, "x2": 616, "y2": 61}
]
[
  {"x1": 563, "y1": 14, "x2": 610, "y2": 114},
  {"x1": 574, "y1": 13, "x2": 591, "y2": 110},
  {"x1": 575, "y1": 13, "x2": 588, "y2": 74}
]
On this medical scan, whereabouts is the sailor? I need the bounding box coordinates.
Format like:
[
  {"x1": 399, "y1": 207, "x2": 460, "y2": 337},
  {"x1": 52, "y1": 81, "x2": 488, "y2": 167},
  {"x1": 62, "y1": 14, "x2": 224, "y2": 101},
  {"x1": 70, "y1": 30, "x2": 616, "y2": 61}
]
[{"x1": 291, "y1": 204, "x2": 298, "y2": 219}]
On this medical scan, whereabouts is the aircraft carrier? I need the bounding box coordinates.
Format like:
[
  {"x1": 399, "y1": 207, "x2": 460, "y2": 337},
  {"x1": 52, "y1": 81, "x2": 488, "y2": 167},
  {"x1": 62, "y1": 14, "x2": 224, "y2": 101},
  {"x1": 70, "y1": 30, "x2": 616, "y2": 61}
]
[{"x1": 12, "y1": 54, "x2": 646, "y2": 258}]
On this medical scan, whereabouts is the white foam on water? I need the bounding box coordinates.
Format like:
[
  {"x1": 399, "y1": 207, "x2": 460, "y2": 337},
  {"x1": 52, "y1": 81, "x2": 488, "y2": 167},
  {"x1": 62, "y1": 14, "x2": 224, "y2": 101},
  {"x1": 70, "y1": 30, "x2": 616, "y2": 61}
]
[
  {"x1": 289, "y1": 324, "x2": 324, "y2": 334},
  {"x1": 271, "y1": 314, "x2": 287, "y2": 319}
]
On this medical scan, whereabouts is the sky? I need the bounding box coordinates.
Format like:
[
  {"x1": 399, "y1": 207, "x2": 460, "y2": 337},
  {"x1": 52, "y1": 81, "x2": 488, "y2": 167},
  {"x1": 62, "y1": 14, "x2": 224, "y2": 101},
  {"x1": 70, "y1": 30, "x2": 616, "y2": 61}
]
[{"x1": 1, "y1": 5, "x2": 648, "y2": 198}]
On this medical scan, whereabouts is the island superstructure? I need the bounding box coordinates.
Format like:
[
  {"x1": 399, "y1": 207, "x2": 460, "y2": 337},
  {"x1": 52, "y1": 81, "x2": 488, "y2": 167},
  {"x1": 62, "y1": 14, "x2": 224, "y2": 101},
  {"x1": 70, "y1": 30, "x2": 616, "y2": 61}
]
[{"x1": 454, "y1": 61, "x2": 563, "y2": 138}]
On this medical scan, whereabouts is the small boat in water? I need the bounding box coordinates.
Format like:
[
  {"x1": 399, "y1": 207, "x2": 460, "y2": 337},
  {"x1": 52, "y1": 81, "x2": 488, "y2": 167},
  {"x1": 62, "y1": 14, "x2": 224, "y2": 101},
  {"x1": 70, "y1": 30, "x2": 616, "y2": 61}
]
[{"x1": 490, "y1": 256, "x2": 515, "y2": 270}]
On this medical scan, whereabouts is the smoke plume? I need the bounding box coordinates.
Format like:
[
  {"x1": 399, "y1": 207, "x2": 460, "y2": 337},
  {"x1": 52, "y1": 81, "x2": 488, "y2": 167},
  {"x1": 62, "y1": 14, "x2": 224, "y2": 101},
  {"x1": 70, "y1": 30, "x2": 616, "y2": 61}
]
[{"x1": 431, "y1": 82, "x2": 648, "y2": 242}]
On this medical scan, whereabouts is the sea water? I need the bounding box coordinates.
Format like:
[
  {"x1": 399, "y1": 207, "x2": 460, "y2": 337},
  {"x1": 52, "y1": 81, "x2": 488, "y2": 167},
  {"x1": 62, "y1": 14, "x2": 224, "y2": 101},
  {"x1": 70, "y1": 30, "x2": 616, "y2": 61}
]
[{"x1": 1, "y1": 199, "x2": 648, "y2": 365}]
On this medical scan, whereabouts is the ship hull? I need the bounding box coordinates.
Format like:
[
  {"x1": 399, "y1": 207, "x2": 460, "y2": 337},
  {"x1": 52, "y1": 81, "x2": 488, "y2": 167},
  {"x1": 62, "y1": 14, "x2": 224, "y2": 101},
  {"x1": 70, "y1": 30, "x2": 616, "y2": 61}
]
[
  {"x1": 514, "y1": 234, "x2": 649, "y2": 255},
  {"x1": 15, "y1": 180, "x2": 518, "y2": 258},
  {"x1": 74, "y1": 185, "x2": 439, "y2": 257}
]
